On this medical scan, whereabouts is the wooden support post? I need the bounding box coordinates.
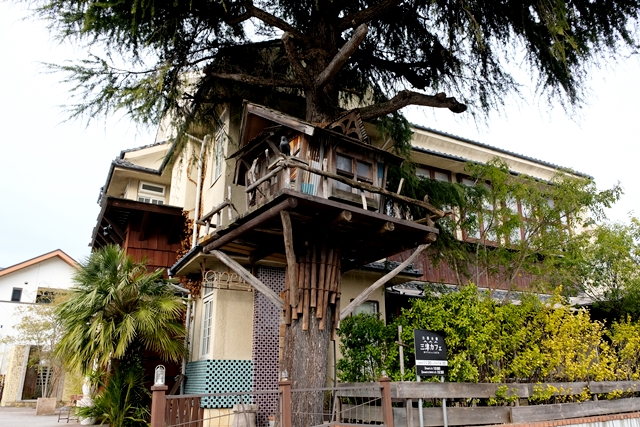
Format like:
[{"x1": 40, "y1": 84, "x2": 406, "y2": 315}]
[
  {"x1": 310, "y1": 244, "x2": 318, "y2": 308},
  {"x1": 380, "y1": 376, "x2": 395, "y2": 427},
  {"x1": 280, "y1": 211, "x2": 299, "y2": 307},
  {"x1": 210, "y1": 250, "x2": 284, "y2": 308},
  {"x1": 150, "y1": 385, "x2": 168, "y2": 427},
  {"x1": 302, "y1": 250, "x2": 311, "y2": 331},
  {"x1": 279, "y1": 379, "x2": 292, "y2": 427},
  {"x1": 340, "y1": 244, "x2": 430, "y2": 320}
]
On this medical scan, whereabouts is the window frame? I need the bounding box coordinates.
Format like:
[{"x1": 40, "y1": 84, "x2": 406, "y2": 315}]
[
  {"x1": 458, "y1": 176, "x2": 498, "y2": 244},
  {"x1": 200, "y1": 298, "x2": 214, "y2": 358},
  {"x1": 11, "y1": 287, "x2": 22, "y2": 302},
  {"x1": 211, "y1": 129, "x2": 226, "y2": 185},
  {"x1": 138, "y1": 181, "x2": 166, "y2": 205}
]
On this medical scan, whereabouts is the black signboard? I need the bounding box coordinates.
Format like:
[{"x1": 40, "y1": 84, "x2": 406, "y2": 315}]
[{"x1": 413, "y1": 329, "x2": 448, "y2": 377}]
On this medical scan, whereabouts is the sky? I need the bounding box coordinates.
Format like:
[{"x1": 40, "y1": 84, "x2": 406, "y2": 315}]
[{"x1": 1, "y1": 3, "x2": 639, "y2": 268}]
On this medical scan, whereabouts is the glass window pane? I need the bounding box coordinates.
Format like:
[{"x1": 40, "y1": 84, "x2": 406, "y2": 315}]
[
  {"x1": 434, "y1": 171, "x2": 449, "y2": 182},
  {"x1": 336, "y1": 154, "x2": 353, "y2": 173},
  {"x1": 354, "y1": 301, "x2": 378, "y2": 316},
  {"x1": 416, "y1": 167, "x2": 430, "y2": 178},
  {"x1": 356, "y1": 161, "x2": 372, "y2": 180},
  {"x1": 461, "y1": 178, "x2": 476, "y2": 187}
]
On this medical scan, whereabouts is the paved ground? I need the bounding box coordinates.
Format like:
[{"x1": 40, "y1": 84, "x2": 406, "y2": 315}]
[{"x1": 0, "y1": 406, "x2": 105, "y2": 427}]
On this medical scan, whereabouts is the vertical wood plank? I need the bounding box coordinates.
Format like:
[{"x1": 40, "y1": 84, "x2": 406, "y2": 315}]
[
  {"x1": 302, "y1": 250, "x2": 311, "y2": 331},
  {"x1": 310, "y1": 243, "x2": 318, "y2": 308},
  {"x1": 316, "y1": 242, "x2": 327, "y2": 319}
]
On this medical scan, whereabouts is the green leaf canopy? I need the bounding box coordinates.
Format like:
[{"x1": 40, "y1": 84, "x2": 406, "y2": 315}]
[{"x1": 55, "y1": 245, "x2": 187, "y2": 375}]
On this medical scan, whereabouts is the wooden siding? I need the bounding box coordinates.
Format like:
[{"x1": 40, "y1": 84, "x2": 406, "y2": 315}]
[
  {"x1": 124, "y1": 211, "x2": 182, "y2": 272},
  {"x1": 390, "y1": 248, "x2": 535, "y2": 291}
]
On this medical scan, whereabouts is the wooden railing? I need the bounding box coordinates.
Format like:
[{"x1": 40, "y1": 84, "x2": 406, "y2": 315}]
[
  {"x1": 151, "y1": 380, "x2": 640, "y2": 427},
  {"x1": 376, "y1": 380, "x2": 640, "y2": 427}
]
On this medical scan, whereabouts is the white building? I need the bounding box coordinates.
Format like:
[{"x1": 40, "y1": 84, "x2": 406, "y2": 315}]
[{"x1": 0, "y1": 249, "x2": 78, "y2": 406}]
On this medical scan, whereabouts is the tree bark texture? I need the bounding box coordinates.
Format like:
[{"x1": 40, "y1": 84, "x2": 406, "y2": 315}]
[{"x1": 281, "y1": 240, "x2": 341, "y2": 427}]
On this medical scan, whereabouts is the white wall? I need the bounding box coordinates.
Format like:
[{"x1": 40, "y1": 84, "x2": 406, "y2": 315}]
[{"x1": 0, "y1": 255, "x2": 76, "y2": 375}]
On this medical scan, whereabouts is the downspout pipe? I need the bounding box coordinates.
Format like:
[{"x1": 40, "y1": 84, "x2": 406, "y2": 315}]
[
  {"x1": 181, "y1": 294, "x2": 192, "y2": 394},
  {"x1": 190, "y1": 134, "x2": 209, "y2": 248}
]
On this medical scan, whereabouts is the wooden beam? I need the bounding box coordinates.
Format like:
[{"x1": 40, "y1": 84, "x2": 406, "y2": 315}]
[
  {"x1": 139, "y1": 211, "x2": 150, "y2": 241},
  {"x1": 379, "y1": 222, "x2": 395, "y2": 234},
  {"x1": 249, "y1": 245, "x2": 279, "y2": 264},
  {"x1": 327, "y1": 210, "x2": 352, "y2": 228},
  {"x1": 246, "y1": 166, "x2": 284, "y2": 193},
  {"x1": 102, "y1": 216, "x2": 126, "y2": 242},
  {"x1": 280, "y1": 211, "x2": 299, "y2": 307},
  {"x1": 202, "y1": 197, "x2": 298, "y2": 253},
  {"x1": 340, "y1": 244, "x2": 430, "y2": 320},
  {"x1": 281, "y1": 159, "x2": 444, "y2": 217},
  {"x1": 210, "y1": 250, "x2": 284, "y2": 308}
]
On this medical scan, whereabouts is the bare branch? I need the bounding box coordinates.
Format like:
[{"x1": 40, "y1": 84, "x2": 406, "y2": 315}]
[
  {"x1": 315, "y1": 24, "x2": 368, "y2": 90},
  {"x1": 281, "y1": 33, "x2": 314, "y2": 90},
  {"x1": 205, "y1": 71, "x2": 303, "y2": 88},
  {"x1": 337, "y1": 0, "x2": 404, "y2": 31},
  {"x1": 359, "y1": 90, "x2": 467, "y2": 120}
]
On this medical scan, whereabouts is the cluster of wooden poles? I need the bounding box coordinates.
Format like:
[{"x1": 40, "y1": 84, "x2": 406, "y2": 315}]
[{"x1": 283, "y1": 240, "x2": 341, "y2": 335}]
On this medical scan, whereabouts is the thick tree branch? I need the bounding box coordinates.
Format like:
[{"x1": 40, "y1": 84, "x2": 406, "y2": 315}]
[
  {"x1": 359, "y1": 90, "x2": 467, "y2": 120},
  {"x1": 315, "y1": 24, "x2": 368, "y2": 90},
  {"x1": 353, "y1": 51, "x2": 436, "y2": 90},
  {"x1": 282, "y1": 33, "x2": 314, "y2": 90},
  {"x1": 224, "y1": 10, "x2": 253, "y2": 26},
  {"x1": 337, "y1": 0, "x2": 405, "y2": 31},
  {"x1": 246, "y1": 3, "x2": 312, "y2": 45},
  {"x1": 205, "y1": 71, "x2": 303, "y2": 88}
]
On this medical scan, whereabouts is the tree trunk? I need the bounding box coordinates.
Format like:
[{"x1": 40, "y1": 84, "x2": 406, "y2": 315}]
[{"x1": 281, "y1": 240, "x2": 341, "y2": 427}]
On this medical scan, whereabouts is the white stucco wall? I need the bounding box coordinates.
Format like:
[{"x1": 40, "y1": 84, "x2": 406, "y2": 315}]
[
  {"x1": 191, "y1": 262, "x2": 254, "y2": 362},
  {"x1": 0, "y1": 255, "x2": 76, "y2": 375}
]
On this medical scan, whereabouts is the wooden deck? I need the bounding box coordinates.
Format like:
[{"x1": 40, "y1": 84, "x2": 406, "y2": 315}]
[{"x1": 174, "y1": 190, "x2": 438, "y2": 276}]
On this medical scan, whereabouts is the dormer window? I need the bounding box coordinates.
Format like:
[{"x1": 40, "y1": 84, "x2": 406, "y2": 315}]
[{"x1": 138, "y1": 181, "x2": 166, "y2": 205}]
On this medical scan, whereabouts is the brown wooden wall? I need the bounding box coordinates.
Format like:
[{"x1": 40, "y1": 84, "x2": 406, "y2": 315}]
[
  {"x1": 123, "y1": 211, "x2": 183, "y2": 272},
  {"x1": 390, "y1": 248, "x2": 535, "y2": 291}
]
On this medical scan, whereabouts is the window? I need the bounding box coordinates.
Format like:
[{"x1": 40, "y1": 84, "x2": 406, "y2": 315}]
[
  {"x1": 138, "y1": 181, "x2": 166, "y2": 205},
  {"x1": 460, "y1": 177, "x2": 496, "y2": 242},
  {"x1": 212, "y1": 130, "x2": 226, "y2": 184},
  {"x1": 11, "y1": 288, "x2": 22, "y2": 302},
  {"x1": 353, "y1": 300, "x2": 379, "y2": 316},
  {"x1": 201, "y1": 300, "x2": 213, "y2": 357},
  {"x1": 416, "y1": 166, "x2": 451, "y2": 183},
  {"x1": 335, "y1": 152, "x2": 374, "y2": 195}
]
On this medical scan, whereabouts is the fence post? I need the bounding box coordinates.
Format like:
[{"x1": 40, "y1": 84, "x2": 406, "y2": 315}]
[
  {"x1": 279, "y1": 378, "x2": 292, "y2": 427},
  {"x1": 380, "y1": 375, "x2": 395, "y2": 427},
  {"x1": 150, "y1": 385, "x2": 168, "y2": 427}
]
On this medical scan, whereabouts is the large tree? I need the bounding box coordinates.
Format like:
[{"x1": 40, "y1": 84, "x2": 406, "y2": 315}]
[{"x1": 34, "y1": 0, "x2": 640, "y2": 127}]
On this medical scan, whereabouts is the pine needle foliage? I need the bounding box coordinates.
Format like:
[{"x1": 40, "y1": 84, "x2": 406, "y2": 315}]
[
  {"x1": 27, "y1": 0, "x2": 640, "y2": 134},
  {"x1": 55, "y1": 244, "x2": 187, "y2": 375}
]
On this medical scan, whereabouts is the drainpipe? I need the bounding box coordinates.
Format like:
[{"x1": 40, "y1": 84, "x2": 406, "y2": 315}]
[
  {"x1": 181, "y1": 294, "x2": 192, "y2": 395},
  {"x1": 190, "y1": 134, "x2": 209, "y2": 248}
]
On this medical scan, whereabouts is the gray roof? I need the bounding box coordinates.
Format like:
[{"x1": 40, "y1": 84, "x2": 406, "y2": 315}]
[
  {"x1": 411, "y1": 124, "x2": 591, "y2": 179},
  {"x1": 119, "y1": 139, "x2": 171, "y2": 157}
]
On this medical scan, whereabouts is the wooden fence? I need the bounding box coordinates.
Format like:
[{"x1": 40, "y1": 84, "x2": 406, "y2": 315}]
[{"x1": 150, "y1": 380, "x2": 640, "y2": 427}]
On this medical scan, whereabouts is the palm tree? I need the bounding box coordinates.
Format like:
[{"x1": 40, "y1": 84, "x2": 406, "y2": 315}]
[{"x1": 55, "y1": 244, "x2": 187, "y2": 375}]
